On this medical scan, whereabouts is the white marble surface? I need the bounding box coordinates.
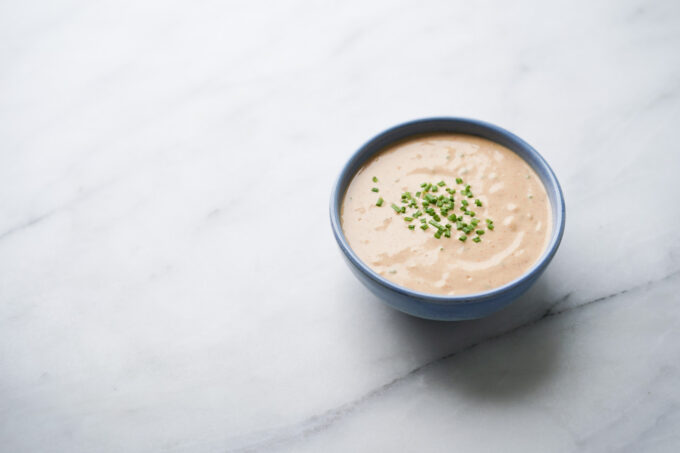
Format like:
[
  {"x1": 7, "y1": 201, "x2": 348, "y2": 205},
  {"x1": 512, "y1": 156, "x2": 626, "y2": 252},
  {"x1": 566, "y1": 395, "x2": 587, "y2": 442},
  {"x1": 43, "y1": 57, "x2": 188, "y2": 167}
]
[{"x1": 2, "y1": 0, "x2": 680, "y2": 451}]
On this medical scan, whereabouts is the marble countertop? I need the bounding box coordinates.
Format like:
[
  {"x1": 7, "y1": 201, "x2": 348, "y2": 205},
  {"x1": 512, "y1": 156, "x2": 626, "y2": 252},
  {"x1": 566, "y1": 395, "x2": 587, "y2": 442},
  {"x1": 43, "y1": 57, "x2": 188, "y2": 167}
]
[{"x1": 2, "y1": 0, "x2": 680, "y2": 451}]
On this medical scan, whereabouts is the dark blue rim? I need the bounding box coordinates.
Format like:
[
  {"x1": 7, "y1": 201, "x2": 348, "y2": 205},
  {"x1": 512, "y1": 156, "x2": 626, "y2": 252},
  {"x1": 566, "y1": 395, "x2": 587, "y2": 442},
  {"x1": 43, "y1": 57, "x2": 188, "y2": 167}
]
[{"x1": 330, "y1": 117, "x2": 566, "y2": 304}]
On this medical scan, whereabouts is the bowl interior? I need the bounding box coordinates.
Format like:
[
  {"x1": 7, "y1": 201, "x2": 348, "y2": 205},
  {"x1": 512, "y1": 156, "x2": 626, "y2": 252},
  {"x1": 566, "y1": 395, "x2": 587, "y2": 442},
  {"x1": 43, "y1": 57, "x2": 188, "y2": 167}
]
[{"x1": 330, "y1": 117, "x2": 565, "y2": 303}]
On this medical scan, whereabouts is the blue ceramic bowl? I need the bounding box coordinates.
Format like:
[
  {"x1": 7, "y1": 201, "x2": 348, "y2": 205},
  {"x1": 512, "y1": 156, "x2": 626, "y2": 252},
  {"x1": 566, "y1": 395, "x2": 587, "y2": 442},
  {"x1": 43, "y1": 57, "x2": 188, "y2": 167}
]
[{"x1": 329, "y1": 118, "x2": 566, "y2": 321}]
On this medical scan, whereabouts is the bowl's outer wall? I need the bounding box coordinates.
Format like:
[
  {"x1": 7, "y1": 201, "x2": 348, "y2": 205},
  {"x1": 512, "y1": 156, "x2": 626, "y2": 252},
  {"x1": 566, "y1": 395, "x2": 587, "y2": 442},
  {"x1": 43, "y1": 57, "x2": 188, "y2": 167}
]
[{"x1": 331, "y1": 118, "x2": 565, "y2": 321}]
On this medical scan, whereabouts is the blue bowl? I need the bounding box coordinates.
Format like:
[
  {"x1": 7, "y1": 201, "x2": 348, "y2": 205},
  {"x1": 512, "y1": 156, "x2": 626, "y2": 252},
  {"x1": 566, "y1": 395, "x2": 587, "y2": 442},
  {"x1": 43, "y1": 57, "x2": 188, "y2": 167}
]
[{"x1": 329, "y1": 118, "x2": 566, "y2": 321}]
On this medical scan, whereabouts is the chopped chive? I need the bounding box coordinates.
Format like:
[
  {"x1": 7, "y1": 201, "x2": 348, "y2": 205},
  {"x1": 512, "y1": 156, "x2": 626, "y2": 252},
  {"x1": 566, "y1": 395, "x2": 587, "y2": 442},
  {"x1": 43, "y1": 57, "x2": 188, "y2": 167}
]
[
  {"x1": 371, "y1": 187, "x2": 379, "y2": 192},
  {"x1": 459, "y1": 235, "x2": 468, "y2": 242},
  {"x1": 376, "y1": 197, "x2": 384, "y2": 206},
  {"x1": 415, "y1": 191, "x2": 421, "y2": 198},
  {"x1": 434, "y1": 230, "x2": 442, "y2": 239},
  {"x1": 432, "y1": 185, "x2": 438, "y2": 192},
  {"x1": 391, "y1": 203, "x2": 401, "y2": 213},
  {"x1": 372, "y1": 176, "x2": 378, "y2": 183},
  {"x1": 437, "y1": 181, "x2": 446, "y2": 186},
  {"x1": 462, "y1": 200, "x2": 468, "y2": 206},
  {"x1": 456, "y1": 177, "x2": 463, "y2": 184},
  {"x1": 469, "y1": 211, "x2": 476, "y2": 217},
  {"x1": 420, "y1": 218, "x2": 426, "y2": 224},
  {"x1": 413, "y1": 210, "x2": 422, "y2": 218},
  {"x1": 465, "y1": 184, "x2": 471, "y2": 191},
  {"x1": 429, "y1": 220, "x2": 444, "y2": 230},
  {"x1": 444, "y1": 229, "x2": 451, "y2": 238},
  {"x1": 404, "y1": 216, "x2": 414, "y2": 222},
  {"x1": 408, "y1": 225, "x2": 415, "y2": 230},
  {"x1": 420, "y1": 182, "x2": 428, "y2": 188},
  {"x1": 475, "y1": 199, "x2": 482, "y2": 207},
  {"x1": 472, "y1": 236, "x2": 481, "y2": 243},
  {"x1": 476, "y1": 230, "x2": 485, "y2": 235},
  {"x1": 420, "y1": 224, "x2": 429, "y2": 230},
  {"x1": 486, "y1": 218, "x2": 493, "y2": 224},
  {"x1": 456, "y1": 221, "x2": 463, "y2": 230},
  {"x1": 488, "y1": 224, "x2": 495, "y2": 230}
]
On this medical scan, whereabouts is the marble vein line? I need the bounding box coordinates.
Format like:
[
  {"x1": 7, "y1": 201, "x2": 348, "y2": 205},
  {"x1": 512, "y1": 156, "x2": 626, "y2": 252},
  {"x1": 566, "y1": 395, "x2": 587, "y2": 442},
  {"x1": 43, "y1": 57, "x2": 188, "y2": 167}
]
[
  {"x1": 0, "y1": 179, "x2": 116, "y2": 243},
  {"x1": 226, "y1": 270, "x2": 680, "y2": 453}
]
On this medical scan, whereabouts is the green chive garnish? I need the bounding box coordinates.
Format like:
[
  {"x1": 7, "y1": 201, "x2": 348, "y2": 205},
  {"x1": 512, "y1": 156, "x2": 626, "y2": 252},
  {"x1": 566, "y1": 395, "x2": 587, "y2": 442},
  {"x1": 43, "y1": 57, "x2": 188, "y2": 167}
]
[
  {"x1": 376, "y1": 197, "x2": 384, "y2": 206},
  {"x1": 456, "y1": 177, "x2": 463, "y2": 184},
  {"x1": 437, "y1": 181, "x2": 446, "y2": 186},
  {"x1": 472, "y1": 236, "x2": 481, "y2": 243},
  {"x1": 476, "y1": 230, "x2": 485, "y2": 235},
  {"x1": 371, "y1": 187, "x2": 379, "y2": 192},
  {"x1": 372, "y1": 176, "x2": 378, "y2": 183},
  {"x1": 391, "y1": 203, "x2": 401, "y2": 213},
  {"x1": 429, "y1": 220, "x2": 444, "y2": 230},
  {"x1": 420, "y1": 224, "x2": 429, "y2": 230},
  {"x1": 475, "y1": 199, "x2": 482, "y2": 207},
  {"x1": 488, "y1": 224, "x2": 494, "y2": 230},
  {"x1": 459, "y1": 235, "x2": 467, "y2": 242},
  {"x1": 408, "y1": 225, "x2": 415, "y2": 230},
  {"x1": 404, "y1": 217, "x2": 414, "y2": 222},
  {"x1": 434, "y1": 230, "x2": 442, "y2": 239}
]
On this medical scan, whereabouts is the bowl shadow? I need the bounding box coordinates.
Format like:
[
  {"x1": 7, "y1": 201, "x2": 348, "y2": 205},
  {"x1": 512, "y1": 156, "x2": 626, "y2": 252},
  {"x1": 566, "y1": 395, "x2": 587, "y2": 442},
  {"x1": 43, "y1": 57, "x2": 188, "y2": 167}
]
[{"x1": 378, "y1": 275, "x2": 567, "y2": 401}]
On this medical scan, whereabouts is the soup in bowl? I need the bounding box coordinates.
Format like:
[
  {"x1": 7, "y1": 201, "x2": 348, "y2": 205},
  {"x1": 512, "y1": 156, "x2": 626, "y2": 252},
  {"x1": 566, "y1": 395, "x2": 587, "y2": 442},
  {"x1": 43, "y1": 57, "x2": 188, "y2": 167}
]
[{"x1": 330, "y1": 118, "x2": 565, "y2": 320}]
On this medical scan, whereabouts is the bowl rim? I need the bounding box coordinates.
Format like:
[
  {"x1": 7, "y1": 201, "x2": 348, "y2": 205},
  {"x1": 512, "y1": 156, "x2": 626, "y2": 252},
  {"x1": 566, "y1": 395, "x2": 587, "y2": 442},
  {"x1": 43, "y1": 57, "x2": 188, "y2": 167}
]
[{"x1": 329, "y1": 117, "x2": 565, "y2": 305}]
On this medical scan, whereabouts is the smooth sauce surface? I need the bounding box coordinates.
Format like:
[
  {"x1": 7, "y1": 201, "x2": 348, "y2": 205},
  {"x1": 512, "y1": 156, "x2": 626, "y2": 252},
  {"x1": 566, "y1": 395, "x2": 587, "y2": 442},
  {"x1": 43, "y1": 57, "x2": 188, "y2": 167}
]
[{"x1": 341, "y1": 134, "x2": 551, "y2": 295}]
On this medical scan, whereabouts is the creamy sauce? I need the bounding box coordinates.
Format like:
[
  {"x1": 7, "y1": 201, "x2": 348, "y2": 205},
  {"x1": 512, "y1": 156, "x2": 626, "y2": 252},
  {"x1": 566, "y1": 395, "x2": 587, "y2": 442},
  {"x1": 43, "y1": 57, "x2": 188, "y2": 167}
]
[{"x1": 341, "y1": 134, "x2": 551, "y2": 295}]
